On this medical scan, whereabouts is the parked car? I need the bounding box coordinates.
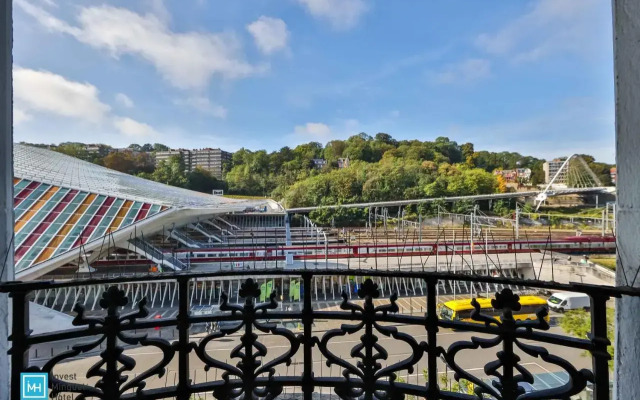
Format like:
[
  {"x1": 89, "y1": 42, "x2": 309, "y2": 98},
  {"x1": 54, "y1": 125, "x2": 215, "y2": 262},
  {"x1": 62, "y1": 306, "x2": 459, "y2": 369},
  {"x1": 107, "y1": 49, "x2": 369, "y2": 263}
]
[
  {"x1": 518, "y1": 382, "x2": 536, "y2": 393},
  {"x1": 547, "y1": 292, "x2": 590, "y2": 313},
  {"x1": 214, "y1": 320, "x2": 241, "y2": 332}
]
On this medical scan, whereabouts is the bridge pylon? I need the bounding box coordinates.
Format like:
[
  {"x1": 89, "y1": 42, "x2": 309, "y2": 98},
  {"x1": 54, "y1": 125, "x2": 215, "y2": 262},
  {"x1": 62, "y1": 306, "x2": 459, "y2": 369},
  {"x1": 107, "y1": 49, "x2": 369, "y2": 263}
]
[{"x1": 535, "y1": 154, "x2": 603, "y2": 211}]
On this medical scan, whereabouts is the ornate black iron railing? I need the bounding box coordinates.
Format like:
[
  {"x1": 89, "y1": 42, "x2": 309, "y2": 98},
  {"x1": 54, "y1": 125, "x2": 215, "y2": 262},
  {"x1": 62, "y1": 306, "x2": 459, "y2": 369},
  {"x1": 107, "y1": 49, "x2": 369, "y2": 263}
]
[{"x1": 2, "y1": 269, "x2": 638, "y2": 400}]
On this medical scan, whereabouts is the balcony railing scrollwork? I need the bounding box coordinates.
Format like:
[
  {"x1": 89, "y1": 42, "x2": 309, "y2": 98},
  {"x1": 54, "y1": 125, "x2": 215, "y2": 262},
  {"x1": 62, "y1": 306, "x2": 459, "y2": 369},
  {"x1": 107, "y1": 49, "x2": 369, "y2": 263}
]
[{"x1": 2, "y1": 269, "x2": 639, "y2": 400}]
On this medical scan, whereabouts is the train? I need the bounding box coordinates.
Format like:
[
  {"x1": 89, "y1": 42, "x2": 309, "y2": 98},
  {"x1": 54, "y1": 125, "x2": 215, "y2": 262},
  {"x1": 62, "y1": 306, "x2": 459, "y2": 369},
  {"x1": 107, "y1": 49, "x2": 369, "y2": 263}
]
[{"x1": 170, "y1": 235, "x2": 615, "y2": 263}]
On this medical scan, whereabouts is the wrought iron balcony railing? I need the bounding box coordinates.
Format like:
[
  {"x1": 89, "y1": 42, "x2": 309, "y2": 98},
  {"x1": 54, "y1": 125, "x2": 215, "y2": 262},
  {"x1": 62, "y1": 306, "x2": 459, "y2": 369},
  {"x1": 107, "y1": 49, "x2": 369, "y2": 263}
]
[{"x1": 2, "y1": 269, "x2": 638, "y2": 400}]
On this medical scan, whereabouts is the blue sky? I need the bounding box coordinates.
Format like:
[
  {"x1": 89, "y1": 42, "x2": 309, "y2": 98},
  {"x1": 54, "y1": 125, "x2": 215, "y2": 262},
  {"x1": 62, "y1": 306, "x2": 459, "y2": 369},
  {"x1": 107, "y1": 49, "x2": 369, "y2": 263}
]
[{"x1": 12, "y1": 0, "x2": 615, "y2": 163}]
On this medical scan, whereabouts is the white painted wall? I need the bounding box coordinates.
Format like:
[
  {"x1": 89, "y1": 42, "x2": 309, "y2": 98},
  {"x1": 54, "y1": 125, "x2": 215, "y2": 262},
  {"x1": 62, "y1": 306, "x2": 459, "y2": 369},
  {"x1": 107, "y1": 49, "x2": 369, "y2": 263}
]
[{"x1": 613, "y1": 1, "x2": 640, "y2": 398}]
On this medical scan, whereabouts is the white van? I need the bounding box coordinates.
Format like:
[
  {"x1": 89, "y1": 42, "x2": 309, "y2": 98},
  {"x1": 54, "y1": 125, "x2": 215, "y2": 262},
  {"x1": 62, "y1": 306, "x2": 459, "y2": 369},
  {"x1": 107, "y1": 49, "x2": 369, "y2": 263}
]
[{"x1": 547, "y1": 292, "x2": 590, "y2": 313}]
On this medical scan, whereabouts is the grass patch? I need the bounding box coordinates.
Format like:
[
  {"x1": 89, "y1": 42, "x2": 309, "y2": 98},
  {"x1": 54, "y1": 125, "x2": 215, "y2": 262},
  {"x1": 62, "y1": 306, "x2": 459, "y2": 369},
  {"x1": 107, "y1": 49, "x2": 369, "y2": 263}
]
[
  {"x1": 535, "y1": 206, "x2": 606, "y2": 218},
  {"x1": 222, "y1": 194, "x2": 267, "y2": 200},
  {"x1": 591, "y1": 258, "x2": 616, "y2": 270}
]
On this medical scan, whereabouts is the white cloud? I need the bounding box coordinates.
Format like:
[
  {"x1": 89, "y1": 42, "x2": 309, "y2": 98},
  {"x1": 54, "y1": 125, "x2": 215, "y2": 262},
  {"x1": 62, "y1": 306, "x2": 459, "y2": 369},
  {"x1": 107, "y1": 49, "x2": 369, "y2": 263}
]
[
  {"x1": 174, "y1": 96, "x2": 227, "y2": 119},
  {"x1": 294, "y1": 122, "x2": 332, "y2": 138},
  {"x1": 113, "y1": 117, "x2": 157, "y2": 137},
  {"x1": 16, "y1": 1, "x2": 266, "y2": 90},
  {"x1": 147, "y1": 0, "x2": 171, "y2": 24},
  {"x1": 247, "y1": 16, "x2": 289, "y2": 55},
  {"x1": 475, "y1": 0, "x2": 605, "y2": 62},
  {"x1": 37, "y1": 0, "x2": 57, "y2": 7},
  {"x1": 292, "y1": 119, "x2": 361, "y2": 142},
  {"x1": 296, "y1": 0, "x2": 368, "y2": 30},
  {"x1": 13, "y1": 108, "x2": 31, "y2": 126},
  {"x1": 15, "y1": 0, "x2": 79, "y2": 35},
  {"x1": 13, "y1": 67, "x2": 111, "y2": 122},
  {"x1": 429, "y1": 58, "x2": 491, "y2": 85},
  {"x1": 115, "y1": 93, "x2": 134, "y2": 108},
  {"x1": 13, "y1": 67, "x2": 159, "y2": 139}
]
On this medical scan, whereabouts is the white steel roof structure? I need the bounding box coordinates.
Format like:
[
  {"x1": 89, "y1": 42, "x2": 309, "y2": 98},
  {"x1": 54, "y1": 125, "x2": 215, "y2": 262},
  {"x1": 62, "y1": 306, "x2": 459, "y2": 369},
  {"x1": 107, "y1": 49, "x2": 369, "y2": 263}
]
[
  {"x1": 14, "y1": 144, "x2": 239, "y2": 208},
  {"x1": 12, "y1": 144, "x2": 276, "y2": 280}
]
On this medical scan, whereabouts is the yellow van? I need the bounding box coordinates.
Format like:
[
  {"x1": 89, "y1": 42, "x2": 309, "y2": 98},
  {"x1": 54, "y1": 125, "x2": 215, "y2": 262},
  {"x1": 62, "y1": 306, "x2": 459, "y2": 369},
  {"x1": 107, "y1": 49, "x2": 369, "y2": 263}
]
[{"x1": 438, "y1": 296, "x2": 549, "y2": 323}]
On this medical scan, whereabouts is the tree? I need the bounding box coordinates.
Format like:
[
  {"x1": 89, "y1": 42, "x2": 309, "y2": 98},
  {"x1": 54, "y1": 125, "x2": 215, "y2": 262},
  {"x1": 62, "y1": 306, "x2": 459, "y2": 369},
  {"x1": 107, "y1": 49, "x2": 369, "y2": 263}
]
[
  {"x1": 293, "y1": 142, "x2": 323, "y2": 163},
  {"x1": 324, "y1": 140, "x2": 347, "y2": 164},
  {"x1": 434, "y1": 137, "x2": 462, "y2": 164},
  {"x1": 269, "y1": 147, "x2": 294, "y2": 173},
  {"x1": 459, "y1": 379, "x2": 474, "y2": 394},
  {"x1": 496, "y1": 174, "x2": 508, "y2": 193},
  {"x1": 343, "y1": 134, "x2": 374, "y2": 162},
  {"x1": 461, "y1": 142, "x2": 474, "y2": 161},
  {"x1": 438, "y1": 372, "x2": 474, "y2": 394},
  {"x1": 186, "y1": 167, "x2": 225, "y2": 193},
  {"x1": 530, "y1": 160, "x2": 546, "y2": 185},
  {"x1": 153, "y1": 143, "x2": 170, "y2": 152},
  {"x1": 95, "y1": 144, "x2": 113, "y2": 158},
  {"x1": 232, "y1": 148, "x2": 252, "y2": 166},
  {"x1": 55, "y1": 143, "x2": 91, "y2": 161},
  {"x1": 521, "y1": 203, "x2": 533, "y2": 214},
  {"x1": 560, "y1": 308, "x2": 615, "y2": 370},
  {"x1": 493, "y1": 200, "x2": 510, "y2": 217},
  {"x1": 134, "y1": 152, "x2": 155, "y2": 174},
  {"x1": 443, "y1": 166, "x2": 499, "y2": 196},
  {"x1": 102, "y1": 151, "x2": 136, "y2": 174},
  {"x1": 102, "y1": 151, "x2": 154, "y2": 175},
  {"x1": 374, "y1": 132, "x2": 398, "y2": 146},
  {"x1": 147, "y1": 155, "x2": 188, "y2": 187},
  {"x1": 370, "y1": 140, "x2": 395, "y2": 162},
  {"x1": 30, "y1": 137, "x2": 612, "y2": 214}
]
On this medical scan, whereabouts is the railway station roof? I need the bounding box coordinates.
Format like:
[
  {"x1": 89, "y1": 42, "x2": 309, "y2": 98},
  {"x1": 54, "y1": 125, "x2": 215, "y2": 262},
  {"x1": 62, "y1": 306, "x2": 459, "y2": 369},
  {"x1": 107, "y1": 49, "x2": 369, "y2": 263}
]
[
  {"x1": 12, "y1": 144, "x2": 260, "y2": 275},
  {"x1": 14, "y1": 144, "x2": 238, "y2": 208}
]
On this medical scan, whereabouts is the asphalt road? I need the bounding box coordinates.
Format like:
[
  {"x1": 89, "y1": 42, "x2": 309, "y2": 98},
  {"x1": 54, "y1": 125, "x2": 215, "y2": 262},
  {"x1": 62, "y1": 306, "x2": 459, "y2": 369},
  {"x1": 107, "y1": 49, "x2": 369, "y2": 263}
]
[{"x1": 43, "y1": 316, "x2": 589, "y2": 398}]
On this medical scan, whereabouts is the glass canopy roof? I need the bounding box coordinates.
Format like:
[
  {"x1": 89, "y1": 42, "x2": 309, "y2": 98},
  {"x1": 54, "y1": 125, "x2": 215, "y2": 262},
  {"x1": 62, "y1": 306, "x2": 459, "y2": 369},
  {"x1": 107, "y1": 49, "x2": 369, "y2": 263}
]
[
  {"x1": 12, "y1": 144, "x2": 249, "y2": 273},
  {"x1": 13, "y1": 144, "x2": 238, "y2": 208}
]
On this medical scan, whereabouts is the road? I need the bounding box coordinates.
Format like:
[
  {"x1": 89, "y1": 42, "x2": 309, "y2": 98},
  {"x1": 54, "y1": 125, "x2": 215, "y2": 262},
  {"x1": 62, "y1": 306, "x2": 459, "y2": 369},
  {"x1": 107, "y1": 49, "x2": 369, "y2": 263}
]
[
  {"x1": 28, "y1": 290, "x2": 546, "y2": 343},
  {"x1": 40, "y1": 305, "x2": 589, "y2": 398}
]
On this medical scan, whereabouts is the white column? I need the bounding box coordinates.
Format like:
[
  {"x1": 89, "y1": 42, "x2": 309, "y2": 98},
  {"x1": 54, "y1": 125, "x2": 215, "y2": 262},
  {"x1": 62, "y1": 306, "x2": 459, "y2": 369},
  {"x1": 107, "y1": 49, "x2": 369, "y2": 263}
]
[
  {"x1": 613, "y1": 1, "x2": 640, "y2": 399},
  {"x1": 0, "y1": 0, "x2": 13, "y2": 398}
]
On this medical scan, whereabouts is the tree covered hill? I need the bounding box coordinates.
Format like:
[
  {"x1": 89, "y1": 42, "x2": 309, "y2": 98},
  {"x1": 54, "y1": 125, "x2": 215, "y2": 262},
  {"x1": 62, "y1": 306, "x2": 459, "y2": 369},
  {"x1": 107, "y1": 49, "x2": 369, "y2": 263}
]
[{"x1": 20, "y1": 134, "x2": 613, "y2": 212}]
